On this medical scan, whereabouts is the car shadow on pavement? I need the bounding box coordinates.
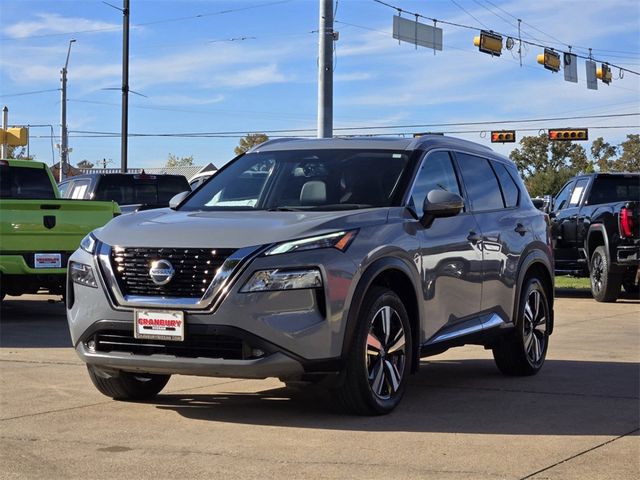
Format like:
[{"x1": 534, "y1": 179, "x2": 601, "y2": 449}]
[
  {"x1": 153, "y1": 358, "x2": 639, "y2": 435},
  {"x1": 0, "y1": 297, "x2": 71, "y2": 348},
  {"x1": 555, "y1": 287, "x2": 640, "y2": 302}
]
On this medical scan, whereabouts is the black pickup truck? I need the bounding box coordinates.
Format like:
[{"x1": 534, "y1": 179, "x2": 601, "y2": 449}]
[{"x1": 549, "y1": 173, "x2": 639, "y2": 302}]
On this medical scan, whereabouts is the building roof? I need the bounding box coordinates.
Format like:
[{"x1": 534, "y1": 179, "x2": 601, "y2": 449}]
[{"x1": 77, "y1": 162, "x2": 217, "y2": 180}]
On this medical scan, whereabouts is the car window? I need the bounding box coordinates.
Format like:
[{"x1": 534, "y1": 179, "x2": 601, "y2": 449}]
[
  {"x1": 70, "y1": 179, "x2": 91, "y2": 199},
  {"x1": 0, "y1": 165, "x2": 56, "y2": 199},
  {"x1": 456, "y1": 153, "x2": 504, "y2": 211},
  {"x1": 492, "y1": 162, "x2": 520, "y2": 208},
  {"x1": 409, "y1": 151, "x2": 462, "y2": 217},
  {"x1": 182, "y1": 149, "x2": 411, "y2": 211},
  {"x1": 568, "y1": 178, "x2": 589, "y2": 207},
  {"x1": 158, "y1": 177, "x2": 189, "y2": 203},
  {"x1": 58, "y1": 180, "x2": 71, "y2": 197},
  {"x1": 589, "y1": 176, "x2": 640, "y2": 205},
  {"x1": 553, "y1": 181, "x2": 575, "y2": 211}
]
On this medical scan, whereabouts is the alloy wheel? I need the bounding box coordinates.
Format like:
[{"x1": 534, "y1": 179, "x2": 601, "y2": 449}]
[
  {"x1": 591, "y1": 252, "x2": 604, "y2": 294},
  {"x1": 365, "y1": 306, "x2": 407, "y2": 400},
  {"x1": 522, "y1": 289, "x2": 547, "y2": 365}
]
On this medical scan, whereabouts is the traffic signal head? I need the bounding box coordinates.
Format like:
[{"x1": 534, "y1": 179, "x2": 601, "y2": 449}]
[
  {"x1": 473, "y1": 30, "x2": 503, "y2": 56},
  {"x1": 491, "y1": 130, "x2": 516, "y2": 143},
  {"x1": 596, "y1": 63, "x2": 612, "y2": 84},
  {"x1": 537, "y1": 48, "x2": 561, "y2": 72},
  {"x1": 548, "y1": 128, "x2": 588, "y2": 141}
]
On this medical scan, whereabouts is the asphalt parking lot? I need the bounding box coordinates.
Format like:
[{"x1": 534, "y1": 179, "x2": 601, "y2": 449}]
[{"x1": 1, "y1": 291, "x2": 638, "y2": 480}]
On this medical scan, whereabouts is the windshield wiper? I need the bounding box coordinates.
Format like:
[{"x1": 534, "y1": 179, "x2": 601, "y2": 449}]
[{"x1": 266, "y1": 207, "x2": 306, "y2": 212}]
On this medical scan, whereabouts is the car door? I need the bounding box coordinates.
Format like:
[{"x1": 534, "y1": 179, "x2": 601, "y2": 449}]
[
  {"x1": 550, "y1": 179, "x2": 580, "y2": 269},
  {"x1": 455, "y1": 153, "x2": 532, "y2": 321},
  {"x1": 409, "y1": 150, "x2": 483, "y2": 341}
]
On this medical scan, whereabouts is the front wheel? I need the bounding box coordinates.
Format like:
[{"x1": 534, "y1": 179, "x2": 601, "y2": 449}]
[
  {"x1": 493, "y1": 277, "x2": 550, "y2": 376},
  {"x1": 590, "y1": 246, "x2": 621, "y2": 302},
  {"x1": 335, "y1": 287, "x2": 412, "y2": 415},
  {"x1": 87, "y1": 365, "x2": 170, "y2": 400}
]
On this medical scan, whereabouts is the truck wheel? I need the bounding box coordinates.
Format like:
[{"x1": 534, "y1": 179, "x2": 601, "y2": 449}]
[
  {"x1": 87, "y1": 365, "x2": 170, "y2": 400},
  {"x1": 493, "y1": 277, "x2": 550, "y2": 376},
  {"x1": 335, "y1": 287, "x2": 412, "y2": 415},
  {"x1": 590, "y1": 246, "x2": 621, "y2": 302}
]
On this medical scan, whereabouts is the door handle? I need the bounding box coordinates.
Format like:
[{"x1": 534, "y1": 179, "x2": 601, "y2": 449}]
[
  {"x1": 515, "y1": 223, "x2": 527, "y2": 236},
  {"x1": 467, "y1": 231, "x2": 481, "y2": 243}
]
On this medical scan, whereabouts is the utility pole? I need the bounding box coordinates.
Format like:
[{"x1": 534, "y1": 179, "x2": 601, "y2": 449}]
[
  {"x1": 317, "y1": 0, "x2": 334, "y2": 138},
  {"x1": 1, "y1": 107, "x2": 8, "y2": 159},
  {"x1": 60, "y1": 39, "x2": 76, "y2": 181},
  {"x1": 121, "y1": 0, "x2": 130, "y2": 173}
]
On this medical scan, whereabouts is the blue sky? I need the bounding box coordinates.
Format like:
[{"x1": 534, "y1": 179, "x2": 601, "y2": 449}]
[{"x1": 1, "y1": 0, "x2": 639, "y2": 169}]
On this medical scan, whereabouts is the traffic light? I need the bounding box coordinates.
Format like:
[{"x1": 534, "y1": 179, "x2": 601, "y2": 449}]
[
  {"x1": 0, "y1": 127, "x2": 28, "y2": 146},
  {"x1": 537, "y1": 48, "x2": 561, "y2": 72},
  {"x1": 473, "y1": 30, "x2": 503, "y2": 56},
  {"x1": 491, "y1": 130, "x2": 516, "y2": 143},
  {"x1": 596, "y1": 63, "x2": 612, "y2": 84},
  {"x1": 548, "y1": 128, "x2": 588, "y2": 141}
]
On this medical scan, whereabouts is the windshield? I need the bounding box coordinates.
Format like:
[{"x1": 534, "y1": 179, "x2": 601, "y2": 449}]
[{"x1": 181, "y1": 149, "x2": 412, "y2": 211}]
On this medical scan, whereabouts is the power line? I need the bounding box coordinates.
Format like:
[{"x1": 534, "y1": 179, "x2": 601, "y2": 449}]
[
  {"x1": 0, "y1": 88, "x2": 60, "y2": 98},
  {"x1": 67, "y1": 112, "x2": 639, "y2": 138},
  {"x1": 372, "y1": 0, "x2": 640, "y2": 76},
  {"x1": 0, "y1": 0, "x2": 294, "y2": 41}
]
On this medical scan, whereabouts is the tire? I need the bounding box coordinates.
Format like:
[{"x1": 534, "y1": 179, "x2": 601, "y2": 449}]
[
  {"x1": 493, "y1": 277, "x2": 550, "y2": 376},
  {"x1": 590, "y1": 246, "x2": 621, "y2": 302},
  {"x1": 335, "y1": 286, "x2": 412, "y2": 415},
  {"x1": 87, "y1": 365, "x2": 170, "y2": 400}
]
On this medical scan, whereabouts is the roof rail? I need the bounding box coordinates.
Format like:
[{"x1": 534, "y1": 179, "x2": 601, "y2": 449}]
[{"x1": 248, "y1": 137, "x2": 302, "y2": 152}]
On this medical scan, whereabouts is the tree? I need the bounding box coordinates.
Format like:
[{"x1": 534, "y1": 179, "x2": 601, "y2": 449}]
[
  {"x1": 234, "y1": 133, "x2": 269, "y2": 155},
  {"x1": 590, "y1": 137, "x2": 617, "y2": 172},
  {"x1": 165, "y1": 153, "x2": 194, "y2": 168},
  {"x1": 77, "y1": 159, "x2": 94, "y2": 169},
  {"x1": 616, "y1": 134, "x2": 640, "y2": 172},
  {"x1": 6, "y1": 146, "x2": 33, "y2": 160},
  {"x1": 509, "y1": 134, "x2": 592, "y2": 197}
]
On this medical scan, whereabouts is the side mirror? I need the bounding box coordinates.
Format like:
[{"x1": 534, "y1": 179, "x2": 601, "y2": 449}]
[
  {"x1": 543, "y1": 194, "x2": 553, "y2": 214},
  {"x1": 169, "y1": 191, "x2": 190, "y2": 210},
  {"x1": 532, "y1": 197, "x2": 545, "y2": 210},
  {"x1": 421, "y1": 189, "x2": 464, "y2": 227}
]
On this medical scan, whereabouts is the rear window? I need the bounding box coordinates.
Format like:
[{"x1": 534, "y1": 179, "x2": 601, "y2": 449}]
[
  {"x1": 95, "y1": 175, "x2": 188, "y2": 205},
  {"x1": 588, "y1": 176, "x2": 640, "y2": 205},
  {"x1": 0, "y1": 165, "x2": 56, "y2": 199},
  {"x1": 492, "y1": 162, "x2": 520, "y2": 208}
]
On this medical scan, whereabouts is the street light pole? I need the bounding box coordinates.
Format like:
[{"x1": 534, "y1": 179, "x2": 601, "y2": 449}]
[
  {"x1": 60, "y1": 39, "x2": 76, "y2": 182},
  {"x1": 120, "y1": 0, "x2": 130, "y2": 173}
]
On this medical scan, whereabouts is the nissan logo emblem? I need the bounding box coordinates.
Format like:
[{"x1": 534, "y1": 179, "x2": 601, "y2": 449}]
[{"x1": 149, "y1": 259, "x2": 175, "y2": 286}]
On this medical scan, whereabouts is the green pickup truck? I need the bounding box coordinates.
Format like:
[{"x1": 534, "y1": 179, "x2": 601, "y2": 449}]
[{"x1": 0, "y1": 159, "x2": 120, "y2": 299}]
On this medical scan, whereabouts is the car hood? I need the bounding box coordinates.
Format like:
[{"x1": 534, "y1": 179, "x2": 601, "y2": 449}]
[{"x1": 96, "y1": 208, "x2": 389, "y2": 249}]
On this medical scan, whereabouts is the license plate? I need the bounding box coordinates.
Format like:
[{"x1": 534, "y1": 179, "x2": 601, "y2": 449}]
[
  {"x1": 34, "y1": 253, "x2": 62, "y2": 269},
  {"x1": 134, "y1": 310, "x2": 184, "y2": 341}
]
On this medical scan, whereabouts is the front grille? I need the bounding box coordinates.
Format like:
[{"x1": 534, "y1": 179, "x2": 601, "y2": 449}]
[
  {"x1": 110, "y1": 247, "x2": 235, "y2": 298},
  {"x1": 92, "y1": 329, "x2": 246, "y2": 360}
]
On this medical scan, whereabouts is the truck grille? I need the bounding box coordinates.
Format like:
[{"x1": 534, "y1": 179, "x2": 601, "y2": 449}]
[
  {"x1": 92, "y1": 329, "x2": 245, "y2": 360},
  {"x1": 110, "y1": 247, "x2": 236, "y2": 298}
]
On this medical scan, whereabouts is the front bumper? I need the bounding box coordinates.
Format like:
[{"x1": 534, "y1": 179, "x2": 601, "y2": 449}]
[{"x1": 67, "y1": 242, "x2": 357, "y2": 380}]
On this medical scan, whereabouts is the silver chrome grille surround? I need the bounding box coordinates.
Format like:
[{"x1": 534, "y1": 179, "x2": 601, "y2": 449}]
[{"x1": 97, "y1": 242, "x2": 260, "y2": 310}]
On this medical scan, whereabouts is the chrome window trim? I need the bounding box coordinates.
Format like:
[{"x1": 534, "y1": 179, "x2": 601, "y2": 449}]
[{"x1": 96, "y1": 242, "x2": 262, "y2": 311}]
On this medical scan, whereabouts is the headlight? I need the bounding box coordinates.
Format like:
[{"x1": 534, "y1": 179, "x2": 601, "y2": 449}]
[
  {"x1": 69, "y1": 261, "x2": 98, "y2": 288},
  {"x1": 240, "y1": 268, "x2": 322, "y2": 293},
  {"x1": 80, "y1": 230, "x2": 100, "y2": 254},
  {"x1": 264, "y1": 230, "x2": 357, "y2": 256}
]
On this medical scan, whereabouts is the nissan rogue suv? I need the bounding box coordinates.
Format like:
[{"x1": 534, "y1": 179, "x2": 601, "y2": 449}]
[{"x1": 66, "y1": 136, "x2": 554, "y2": 415}]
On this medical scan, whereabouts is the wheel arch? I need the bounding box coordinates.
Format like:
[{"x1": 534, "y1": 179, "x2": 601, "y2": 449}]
[
  {"x1": 342, "y1": 257, "x2": 422, "y2": 373},
  {"x1": 514, "y1": 250, "x2": 554, "y2": 335},
  {"x1": 585, "y1": 224, "x2": 609, "y2": 267}
]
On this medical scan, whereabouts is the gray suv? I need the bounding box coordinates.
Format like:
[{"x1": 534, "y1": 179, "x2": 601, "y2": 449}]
[{"x1": 66, "y1": 136, "x2": 554, "y2": 415}]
